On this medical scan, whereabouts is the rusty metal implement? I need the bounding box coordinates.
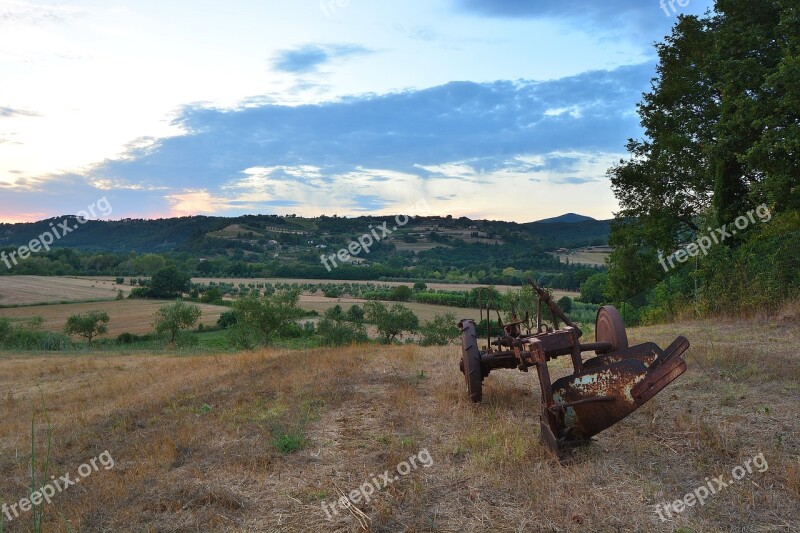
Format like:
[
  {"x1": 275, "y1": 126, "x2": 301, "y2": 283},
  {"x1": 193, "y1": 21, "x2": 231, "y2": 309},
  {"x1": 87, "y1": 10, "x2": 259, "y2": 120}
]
[{"x1": 458, "y1": 282, "x2": 689, "y2": 456}]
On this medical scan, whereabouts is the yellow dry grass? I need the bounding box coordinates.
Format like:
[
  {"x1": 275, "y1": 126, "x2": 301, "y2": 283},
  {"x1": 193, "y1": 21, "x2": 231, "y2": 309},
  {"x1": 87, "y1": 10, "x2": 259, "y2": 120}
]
[
  {"x1": 0, "y1": 299, "x2": 228, "y2": 336},
  {"x1": 553, "y1": 249, "x2": 610, "y2": 267},
  {"x1": 0, "y1": 313, "x2": 798, "y2": 531},
  {"x1": 0, "y1": 276, "x2": 131, "y2": 306}
]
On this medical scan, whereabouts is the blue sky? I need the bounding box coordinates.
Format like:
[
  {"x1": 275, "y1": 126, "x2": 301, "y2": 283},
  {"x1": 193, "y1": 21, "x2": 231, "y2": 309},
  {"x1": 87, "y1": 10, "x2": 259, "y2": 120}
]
[{"x1": 0, "y1": 0, "x2": 714, "y2": 223}]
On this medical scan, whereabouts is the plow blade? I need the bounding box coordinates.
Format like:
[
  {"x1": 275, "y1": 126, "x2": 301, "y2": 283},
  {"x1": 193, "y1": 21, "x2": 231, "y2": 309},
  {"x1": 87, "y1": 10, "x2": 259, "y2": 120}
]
[{"x1": 551, "y1": 339, "x2": 689, "y2": 440}]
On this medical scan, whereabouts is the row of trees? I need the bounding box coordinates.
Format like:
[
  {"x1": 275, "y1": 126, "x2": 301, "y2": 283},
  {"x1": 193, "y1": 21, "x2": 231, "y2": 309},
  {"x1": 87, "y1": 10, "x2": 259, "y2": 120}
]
[{"x1": 223, "y1": 290, "x2": 459, "y2": 348}]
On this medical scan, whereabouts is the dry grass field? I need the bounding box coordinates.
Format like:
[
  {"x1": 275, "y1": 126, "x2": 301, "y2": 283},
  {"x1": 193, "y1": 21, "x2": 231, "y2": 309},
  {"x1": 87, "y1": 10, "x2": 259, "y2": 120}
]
[
  {"x1": 0, "y1": 310, "x2": 797, "y2": 531},
  {"x1": 0, "y1": 299, "x2": 229, "y2": 337},
  {"x1": 553, "y1": 248, "x2": 611, "y2": 267},
  {"x1": 0, "y1": 277, "x2": 131, "y2": 307}
]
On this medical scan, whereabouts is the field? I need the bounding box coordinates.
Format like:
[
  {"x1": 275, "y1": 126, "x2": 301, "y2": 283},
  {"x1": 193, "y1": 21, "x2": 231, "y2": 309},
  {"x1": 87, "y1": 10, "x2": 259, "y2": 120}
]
[
  {"x1": 0, "y1": 311, "x2": 797, "y2": 531},
  {"x1": 0, "y1": 277, "x2": 131, "y2": 307},
  {"x1": 0, "y1": 299, "x2": 229, "y2": 337},
  {"x1": 553, "y1": 247, "x2": 611, "y2": 267},
  {"x1": 0, "y1": 277, "x2": 582, "y2": 350}
]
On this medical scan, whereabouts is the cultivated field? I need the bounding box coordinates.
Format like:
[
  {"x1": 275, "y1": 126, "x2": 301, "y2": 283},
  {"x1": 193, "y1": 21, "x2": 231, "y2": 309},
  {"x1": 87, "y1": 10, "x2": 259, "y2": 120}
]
[
  {"x1": 0, "y1": 277, "x2": 131, "y2": 307},
  {"x1": 553, "y1": 247, "x2": 611, "y2": 267},
  {"x1": 0, "y1": 311, "x2": 797, "y2": 531},
  {"x1": 0, "y1": 299, "x2": 228, "y2": 337}
]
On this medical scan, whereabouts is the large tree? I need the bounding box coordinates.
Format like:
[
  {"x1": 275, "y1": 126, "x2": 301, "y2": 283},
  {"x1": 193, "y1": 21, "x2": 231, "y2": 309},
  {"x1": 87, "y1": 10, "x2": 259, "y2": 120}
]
[{"x1": 606, "y1": 1, "x2": 796, "y2": 305}]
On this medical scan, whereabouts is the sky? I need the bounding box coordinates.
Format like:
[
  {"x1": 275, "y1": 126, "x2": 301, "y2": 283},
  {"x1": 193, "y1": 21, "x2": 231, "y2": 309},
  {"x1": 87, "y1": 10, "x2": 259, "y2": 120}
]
[{"x1": 0, "y1": 0, "x2": 715, "y2": 223}]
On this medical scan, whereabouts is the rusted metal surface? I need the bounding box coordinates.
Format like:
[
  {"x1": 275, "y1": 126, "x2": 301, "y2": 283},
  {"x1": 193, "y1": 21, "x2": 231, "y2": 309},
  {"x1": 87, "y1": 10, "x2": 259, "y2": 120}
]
[{"x1": 458, "y1": 281, "x2": 690, "y2": 457}]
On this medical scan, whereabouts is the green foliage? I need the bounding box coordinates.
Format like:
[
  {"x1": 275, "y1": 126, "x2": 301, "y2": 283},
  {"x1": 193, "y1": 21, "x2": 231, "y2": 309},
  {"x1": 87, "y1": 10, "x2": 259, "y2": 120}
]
[
  {"x1": 128, "y1": 287, "x2": 151, "y2": 299},
  {"x1": 316, "y1": 318, "x2": 368, "y2": 346},
  {"x1": 413, "y1": 281, "x2": 427, "y2": 291},
  {"x1": 345, "y1": 304, "x2": 365, "y2": 322},
  {"x1": 475, "y1": 319, "x2": 502, "y2": 338},
  {"x1": 149, "y1": 266, "x2": 191, "y2": 299},
  {"x1": 579, "y1": 273, "x2": 608, "y2": 305},
  {"x1": 557, "y1": 296, "x2": 573, "y2": 313},
  {"x1": 316, "y1": 303, "x2": 368, "y2": 346},
  {"x1": 0, "y1": 317, "x2": 69, "y2": 351},
  {"x1": 200, "y1": 287, "x2": 223, "y2": 304},
  {"x1": 419, "y1": 313, "x2": 459, "y2": 346},
  {"x1": 605, "y1": 3, "x2": 799, "y2": 321},
  {"x1": 0, "y1": 318, "x2": 10, "y2": 342},
  {"x1": 364, "y1": 301, "x2": 419, "y2": 343},
  {"x1": 116, "y1": 332, "x2": 139, "y2": 345},
  {"x1": 64, "y1": 310, "x2": 110, "y2": 345},
  {"x1": 154, "y1": 301, "x2": 202, "y2": 345},
  {"x1": 227, "y1": 290, "x2": 304, "y2": 349},
  {"x1": 390, "y1": 284, "x2": 413, "y2": 301},
  {"x1": 271, "y1": 431, "x2": 308, "y2": 454},
  {"x1": 216, "y1": 310, "x2": 238, "y2": 329}
]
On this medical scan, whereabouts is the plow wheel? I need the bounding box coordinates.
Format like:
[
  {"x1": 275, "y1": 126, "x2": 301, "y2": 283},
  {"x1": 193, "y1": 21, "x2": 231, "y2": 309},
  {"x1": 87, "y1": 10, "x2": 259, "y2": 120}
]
[
  {"x1": 459, "y1": 320, "x2": 483, "y2": 403},
  {"x1": 595, "y1": 306, "x2": 628, "y2": 355}
]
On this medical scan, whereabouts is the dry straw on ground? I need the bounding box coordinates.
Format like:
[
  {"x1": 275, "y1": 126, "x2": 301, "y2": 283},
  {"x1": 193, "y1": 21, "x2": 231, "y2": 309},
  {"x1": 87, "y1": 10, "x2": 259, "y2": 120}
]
[{"x1": 0, "y1": 315, "x2": 797, "y2": 531}]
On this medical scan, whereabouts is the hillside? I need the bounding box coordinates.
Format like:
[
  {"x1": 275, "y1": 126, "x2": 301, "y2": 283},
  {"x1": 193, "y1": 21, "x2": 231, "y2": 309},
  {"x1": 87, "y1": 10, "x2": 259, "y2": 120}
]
[
  {"x1": 535, "y1": 213, "x2": 596, "y2": 224},
  {"x1": 0, "y1": 214, "x2": 611, "y2": 254},
  {"x1": 0, "y1": 214, "x2": 611, "y2": 286},
  {"x1": 0, "y1": 313, "x2": 797, "y2": 531}
]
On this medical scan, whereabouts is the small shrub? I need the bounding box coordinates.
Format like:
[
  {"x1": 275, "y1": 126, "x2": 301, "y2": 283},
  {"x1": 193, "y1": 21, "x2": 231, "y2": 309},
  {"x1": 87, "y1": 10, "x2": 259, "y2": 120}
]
[
  {"x1": 271, "y1": 431, "x2": 308, "y2": 453},
  {"x1": 116, "y1": 332, "x2": 139, "y2": 344},
  {"x1": 420, "y1": 313, "x2": 459, "y2": 346},
  {"x1": 0, "y1": 318, "x2": 10, "y2": 342},
  {"x1": 317, "y1": 318, "x2": 368, "y2": 346},
  {"x1": 129, "y1": 287, "x2": 152, "y2": 299}
]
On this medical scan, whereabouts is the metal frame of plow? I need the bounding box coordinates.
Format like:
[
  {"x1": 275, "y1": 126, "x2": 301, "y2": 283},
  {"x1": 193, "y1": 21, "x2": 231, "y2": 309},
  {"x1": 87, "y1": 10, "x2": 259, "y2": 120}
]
[{"x1": 459, "y1": 282, "x2": 689, "y2": 457}]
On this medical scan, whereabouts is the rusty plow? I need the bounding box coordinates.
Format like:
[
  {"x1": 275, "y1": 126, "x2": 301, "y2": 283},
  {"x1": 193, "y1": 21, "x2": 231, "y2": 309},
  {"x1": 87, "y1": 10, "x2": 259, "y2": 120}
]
[{"x1": 458, "y1": 283, "x2": 689, "y2": 456}]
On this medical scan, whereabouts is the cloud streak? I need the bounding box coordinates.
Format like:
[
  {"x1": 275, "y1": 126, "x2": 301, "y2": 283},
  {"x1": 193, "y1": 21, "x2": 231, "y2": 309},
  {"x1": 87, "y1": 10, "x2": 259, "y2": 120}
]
[
  {"x1": 271, "y1": 43, "x2": 373, "y2": 74},
  {"x1": 0, "y1": 106, "x2": 38, "y2": 118}
]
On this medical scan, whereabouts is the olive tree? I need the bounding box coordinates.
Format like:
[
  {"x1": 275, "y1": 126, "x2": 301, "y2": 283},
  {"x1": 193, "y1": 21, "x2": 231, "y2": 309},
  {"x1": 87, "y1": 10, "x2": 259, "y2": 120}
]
[
  {"x1": 154, "y1": 301, "x2": 202, "y2": 345},
  {"x1": 64, "y1": 310, "x2": 110, "y2": 345}
]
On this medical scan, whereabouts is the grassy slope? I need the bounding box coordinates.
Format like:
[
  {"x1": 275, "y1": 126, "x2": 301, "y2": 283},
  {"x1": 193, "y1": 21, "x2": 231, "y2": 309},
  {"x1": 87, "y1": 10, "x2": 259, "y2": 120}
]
[{"x1": 0, "y1": 313, "x2": 798, "y2": 531}]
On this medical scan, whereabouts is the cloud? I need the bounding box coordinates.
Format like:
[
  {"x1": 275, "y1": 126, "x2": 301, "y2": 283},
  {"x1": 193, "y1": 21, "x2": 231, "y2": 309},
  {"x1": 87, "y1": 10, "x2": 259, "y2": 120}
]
[
  {"x1": 0, "y1": 0, "x2": 84, "y2": 26},
  {"x1": 89, "y1": 62, "x2": 649, "y2": 191},
  {"x1": 452, "y1": 0, "x2": 715, "y2": 41},
  {"x1": 455, "y1": 0, "x2": 643, "y2": 19},
  {"x1": 4, "y1": 63, "x2": 652, "y2": 221},
  {"x1": 271, "y1": 44, "x2": 373, "y2": 74},
  {"x1": 0, "y1": 106, "x2": 38, "y2": 118},
  {"x1": 552, "y1": 176, "x2": 599, "y2": 185}
]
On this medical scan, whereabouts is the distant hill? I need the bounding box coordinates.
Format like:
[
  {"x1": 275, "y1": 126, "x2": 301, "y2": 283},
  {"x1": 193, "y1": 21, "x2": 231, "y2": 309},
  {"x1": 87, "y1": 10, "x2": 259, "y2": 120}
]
[
  {"x1": 0, "y1": 214, "x2": 611, "y2": 254},
  {"x1": 535, "y1": 213, "x2": 597, "y2": 224},
  {"x1": 0, "y1": 213, "x2": 611, "y2": 284}
]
